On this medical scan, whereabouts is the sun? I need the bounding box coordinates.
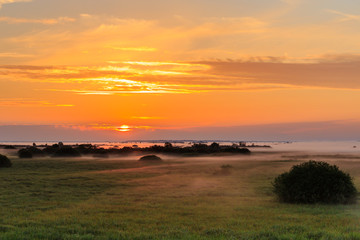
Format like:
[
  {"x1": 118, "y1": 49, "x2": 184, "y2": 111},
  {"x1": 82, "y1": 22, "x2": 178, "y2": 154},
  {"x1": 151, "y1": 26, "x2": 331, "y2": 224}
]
[{"x1": 117, "y1": 125, "x2": 131, "y2": 132}]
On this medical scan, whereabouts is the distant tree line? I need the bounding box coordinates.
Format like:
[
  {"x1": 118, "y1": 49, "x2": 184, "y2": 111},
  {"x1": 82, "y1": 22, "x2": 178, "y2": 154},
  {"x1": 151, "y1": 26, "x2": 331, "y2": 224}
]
[{"x1": 16, "y1": 142, "x2": 251, "y2": 158}]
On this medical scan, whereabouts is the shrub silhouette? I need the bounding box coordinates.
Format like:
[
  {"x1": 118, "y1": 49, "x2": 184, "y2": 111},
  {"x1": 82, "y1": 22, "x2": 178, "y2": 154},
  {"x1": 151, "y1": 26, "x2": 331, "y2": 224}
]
[
  {"x1": 210, "y1": 142, "x2": 220, "y2": 150},
  {"x1": 273, "y1": 161, "x2": 357, "y2": 204},
  {"x1": 42, "y1": 145, "x2": 58, "y2": 155},
  {"x1": 0, "y1": 154, "x2": 12, "y2": 168},
  {"x1": 53, "y1": 146, "x2": 81, "y2": 157},
  {"x1": 27, "y1": 147, "x2": 44, "y2": 156},
  {"x1": 139, "y1": 155, "x2": 162, "y2": 161},
  {"x1": 4, "y1": 145, "x2": 15, "y2": 149},
  {"x1": 18, "y1": 149, "x2": 33, "y2": 158}
]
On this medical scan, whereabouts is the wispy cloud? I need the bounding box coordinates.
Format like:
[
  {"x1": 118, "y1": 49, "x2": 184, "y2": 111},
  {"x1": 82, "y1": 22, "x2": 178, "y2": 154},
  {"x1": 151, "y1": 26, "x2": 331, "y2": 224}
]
[
  {"x1": 5, "y1": 16, "x2": 271, "y2": 65},
  {"x1": 108, "y1": 46, "x2": 157, "y2": 52},
  {"x1": 326, "y1": 9, "x2": 360, "y2": 22},
  {"x1": 0, "y1": 16, "x2": 75, "y2": 24},
  {"x1": 131, "y1": 116, "x2": 163, "y2": 120},
  {"x1": 0, "y1": 0, "x2": 31, "y2": 9},
  {"x1": 0, "y1": 52, "x2": 33, "y2": 58},
  {"x1": 1, "y1": 54, "x2": 360, "y2": 96},
  {"x1": 0, "y1": 98, "x2": 74, "y2": 107},
  {"x1": 89, "y1": 123, "x2": 154, "y2": 132}
]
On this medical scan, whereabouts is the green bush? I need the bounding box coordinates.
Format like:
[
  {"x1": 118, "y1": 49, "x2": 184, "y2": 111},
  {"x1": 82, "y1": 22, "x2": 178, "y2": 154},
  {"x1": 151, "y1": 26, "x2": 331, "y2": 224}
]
[
  {"x1": 0, "y1": 154, "x2": 12, "y2": 168},
  {"x1": 273, "y1": 161, "x2": 357, "y2": 204}
]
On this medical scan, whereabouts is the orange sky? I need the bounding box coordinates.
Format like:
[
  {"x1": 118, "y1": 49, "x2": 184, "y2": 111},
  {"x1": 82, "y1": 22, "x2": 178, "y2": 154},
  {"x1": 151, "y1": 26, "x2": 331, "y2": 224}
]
[{"x1": 0, "y1": 0, "x2": 360, "y2": 140}]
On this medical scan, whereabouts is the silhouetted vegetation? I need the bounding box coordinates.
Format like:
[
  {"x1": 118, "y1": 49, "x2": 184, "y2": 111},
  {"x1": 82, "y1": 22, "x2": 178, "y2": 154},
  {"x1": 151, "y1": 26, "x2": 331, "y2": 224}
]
[
  {"x1": 18, "y1": 148, "x2": 33, "y2": 158},
  {"x1": 210, "y1": 142, "x2": 220, "y2": 150},
  {"x1": 42, "y1": 144, "x2": 60, "y2": 155},
  {"x1": 27, "y1": 146, "x2": 44, "y2": 156},
  {"x1": 53, "y1": 146, "x2": 81, "y2": 157},
  {"x1": 0, "y1": 154, "x2": 12, "y2": 168},
  {"x1": 13, "y1": 142, "x2": 250, "y2": 158},
  {"x1": 4, "y1": 145, "x2": 15, "y2": 149},
  {"x1": 92, "y1": 149, "x2": 109, "y2": 158},
  {"x1": 273, "y1": 161, "x2": 358, "y2": 204},
  {"x1": 18, "y1": 146, "x2": 44, "y2": 158},
  {"x1": 139, "y1": 142, "x2": 251, "y2": 155},
  {"x1": 139, "y1": 155, "x2": 162, "y2": 161},
  {"x1": 66, "y1": 142, "x2": 251, "y2": 157}
]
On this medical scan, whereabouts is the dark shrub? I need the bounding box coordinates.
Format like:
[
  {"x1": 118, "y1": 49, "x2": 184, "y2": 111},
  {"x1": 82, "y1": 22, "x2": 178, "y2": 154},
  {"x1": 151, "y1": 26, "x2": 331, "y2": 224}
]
[
  {"x1": 92, "y1": 149, "x2": 109, "y2": 158},
  {"x1": 42, "y1": 145, "x2": 58, "y2": 155},
  {"x1": 139, "y1": 155, "x2": 162, "y2": 161},
  {"x1": 53, "y1": 146, "x2": 81, "y2": 157},
  {"x1": 273, "y1": 161, "x2": 357, "y2": 204},
  {"x1": 27, "y1": 146, "x2": 44, "y2": 156},
  {"x1": 0, "y1": 154, "x2": 12, "y2": 168},
  {"x1": 210, "y1": 142, "x2": 220, "y2": 150},
  {"x1": 4, "y1": 145, "x2": 15, "y2": 149},
  {"x1": 18, "y1": 148, "x2": 33, "y2": 158}
]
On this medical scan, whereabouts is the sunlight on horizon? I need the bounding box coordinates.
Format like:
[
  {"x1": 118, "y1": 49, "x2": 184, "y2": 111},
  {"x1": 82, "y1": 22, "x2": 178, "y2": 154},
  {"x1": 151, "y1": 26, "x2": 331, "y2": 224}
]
[{"x1": 1, "y1": 0, "x2": 360, "y2": 140}]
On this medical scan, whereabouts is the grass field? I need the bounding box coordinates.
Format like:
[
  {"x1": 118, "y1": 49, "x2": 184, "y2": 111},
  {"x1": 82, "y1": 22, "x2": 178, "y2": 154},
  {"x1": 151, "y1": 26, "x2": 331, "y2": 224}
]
[{"x1": 0, "y1": 152, "x2": 359, "y2": 239}]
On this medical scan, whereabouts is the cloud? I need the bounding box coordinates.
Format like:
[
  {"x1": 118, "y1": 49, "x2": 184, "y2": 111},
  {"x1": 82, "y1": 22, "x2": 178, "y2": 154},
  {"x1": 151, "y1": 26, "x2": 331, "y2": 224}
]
[
  {"x1": 0, "y1": 52, "x2": 33, "y2": 58},
  {"x1": 0, "y1": 16, "x2": 76, "y2": 24},
  {"x1": 1, "y1": 54, "x2": 360, "y2": 95},
  {"x1": 0, "y1": 98, "x2": 74, "y2": 107},
  {"x1": 108, "y1": 47, "x2": 157, "y2": 52},
  {"x1": 0, "y1": 0, "x2": 31, "y2": 9},
  {"x1": 0, "y1": 63, "x2": 291, "y2": 94},
  {"x1": 4, "y1": 11, "x2": 359, "y2": 67},
  {"x1": 280, "y1": 0, "x2": 302, "y2": 5},
  {"x1": 326, "y1": 9, "x2": 360, "y2": 22},
  {"x1": 80, "y1": 13, "x2": 92, "y2": 18},
  {"x1": 200, "y1": 58, "x2": 360, "y2": 90},
  {"x1": 4, "y1": 16, "x2": 271, "y2": 65},
  {"x1": 131, "y1": 116, "x2": 163, "y2": 120}
]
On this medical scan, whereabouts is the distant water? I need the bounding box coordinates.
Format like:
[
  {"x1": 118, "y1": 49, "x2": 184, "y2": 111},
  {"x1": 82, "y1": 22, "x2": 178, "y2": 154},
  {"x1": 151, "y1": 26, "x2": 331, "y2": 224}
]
[
  {"x1": 266, "y1": 141, "x2": 360, "y2": 153},
  {"x1": 1, "y1": 140, "x2": 359, "y2": 153}
]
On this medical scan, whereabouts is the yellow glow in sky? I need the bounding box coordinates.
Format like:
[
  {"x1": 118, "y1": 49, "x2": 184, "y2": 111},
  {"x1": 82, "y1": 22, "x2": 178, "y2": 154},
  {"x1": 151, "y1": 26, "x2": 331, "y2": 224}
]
[{"x1": 1, "y1": 0, "x2": 360, "y2": 140}]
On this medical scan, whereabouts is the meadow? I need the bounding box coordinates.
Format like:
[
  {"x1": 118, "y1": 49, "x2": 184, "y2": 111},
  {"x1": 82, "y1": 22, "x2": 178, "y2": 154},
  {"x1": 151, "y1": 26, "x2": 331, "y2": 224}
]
[{"x1": 0, "y1": 151, "x2": 359, "y2": 240}]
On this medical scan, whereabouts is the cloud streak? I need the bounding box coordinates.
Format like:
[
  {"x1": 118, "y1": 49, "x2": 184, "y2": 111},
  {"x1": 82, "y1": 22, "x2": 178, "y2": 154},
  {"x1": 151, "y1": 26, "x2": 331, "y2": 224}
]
[
  {"x1": 0, "y1": 0, "x2": 30, "y2": 9},
  {"x1": 326, "y1": 9, "x2": 360, "y2": 22},
  {"x1": 0, "y1": 16, "x2": 76, "y2": 24},
  {"x1": 0, "y1": 98, "x2": 74, "y2": 107},
  {"x1": 1, "y1": 55, "x2": 360, "y2": 96},
  {"x1": 0, "y1": 52, "x2": 33, "y2": 58}
]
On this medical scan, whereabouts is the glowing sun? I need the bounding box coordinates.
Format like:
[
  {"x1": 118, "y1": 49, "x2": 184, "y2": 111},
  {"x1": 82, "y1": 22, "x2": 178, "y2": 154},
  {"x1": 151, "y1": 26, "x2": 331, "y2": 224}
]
[{"x1": 117, "y1": 125, "x2": 131, "y2": 132}]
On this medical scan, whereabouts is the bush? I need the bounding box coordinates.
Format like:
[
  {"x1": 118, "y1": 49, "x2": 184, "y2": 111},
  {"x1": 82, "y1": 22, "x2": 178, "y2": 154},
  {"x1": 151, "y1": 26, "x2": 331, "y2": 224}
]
[
  {"x1": 42, "y1": 145, "x2": 58, "y2": 155},
  {"x1": 18, "y1": 149, "x2": 33, "y2": 158},
  {"x1": 0, "y1": 154, "x2": 12, "y2": 168},
  {"x1": 4, "y1": 145, "x2": 15, "y2": 149},
  {"x1": 27, "y1": 146, "x2": 44, "y2": 156},
  {"x1": 139, "y1": 155, "x2": 162, "y2": 161},
  {"x1": 273, "y1": 161, "x2": 357, "y2": 204},
  {"x1": 53, "y1": 146, "x2": 81, "y2": 157}
]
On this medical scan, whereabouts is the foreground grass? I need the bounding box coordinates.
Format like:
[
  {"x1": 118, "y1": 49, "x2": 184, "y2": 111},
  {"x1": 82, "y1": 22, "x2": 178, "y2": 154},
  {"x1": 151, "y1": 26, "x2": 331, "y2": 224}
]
[{"x1": 0, "y1": 154, "x2": 359, "y2": 239}]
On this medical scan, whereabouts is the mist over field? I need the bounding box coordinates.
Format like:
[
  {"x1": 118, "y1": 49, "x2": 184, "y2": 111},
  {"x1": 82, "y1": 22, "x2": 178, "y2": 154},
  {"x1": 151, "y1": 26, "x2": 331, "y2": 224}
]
[{"x1": 0, "y1": 142, "x2": 359, "y2": 239}]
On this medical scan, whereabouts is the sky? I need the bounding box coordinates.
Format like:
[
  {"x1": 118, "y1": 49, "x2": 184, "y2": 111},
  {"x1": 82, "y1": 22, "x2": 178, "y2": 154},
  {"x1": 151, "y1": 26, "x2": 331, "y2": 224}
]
[{"x1": 0, "y1": 0, "x2": 360, "y2": 141}]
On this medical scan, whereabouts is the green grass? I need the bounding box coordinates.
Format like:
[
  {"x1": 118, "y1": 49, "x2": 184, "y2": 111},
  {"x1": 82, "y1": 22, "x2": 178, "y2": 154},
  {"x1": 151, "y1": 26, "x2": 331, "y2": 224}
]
[{"x1": 0, "y1": 154, "x2": 359, "y2": 239}]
